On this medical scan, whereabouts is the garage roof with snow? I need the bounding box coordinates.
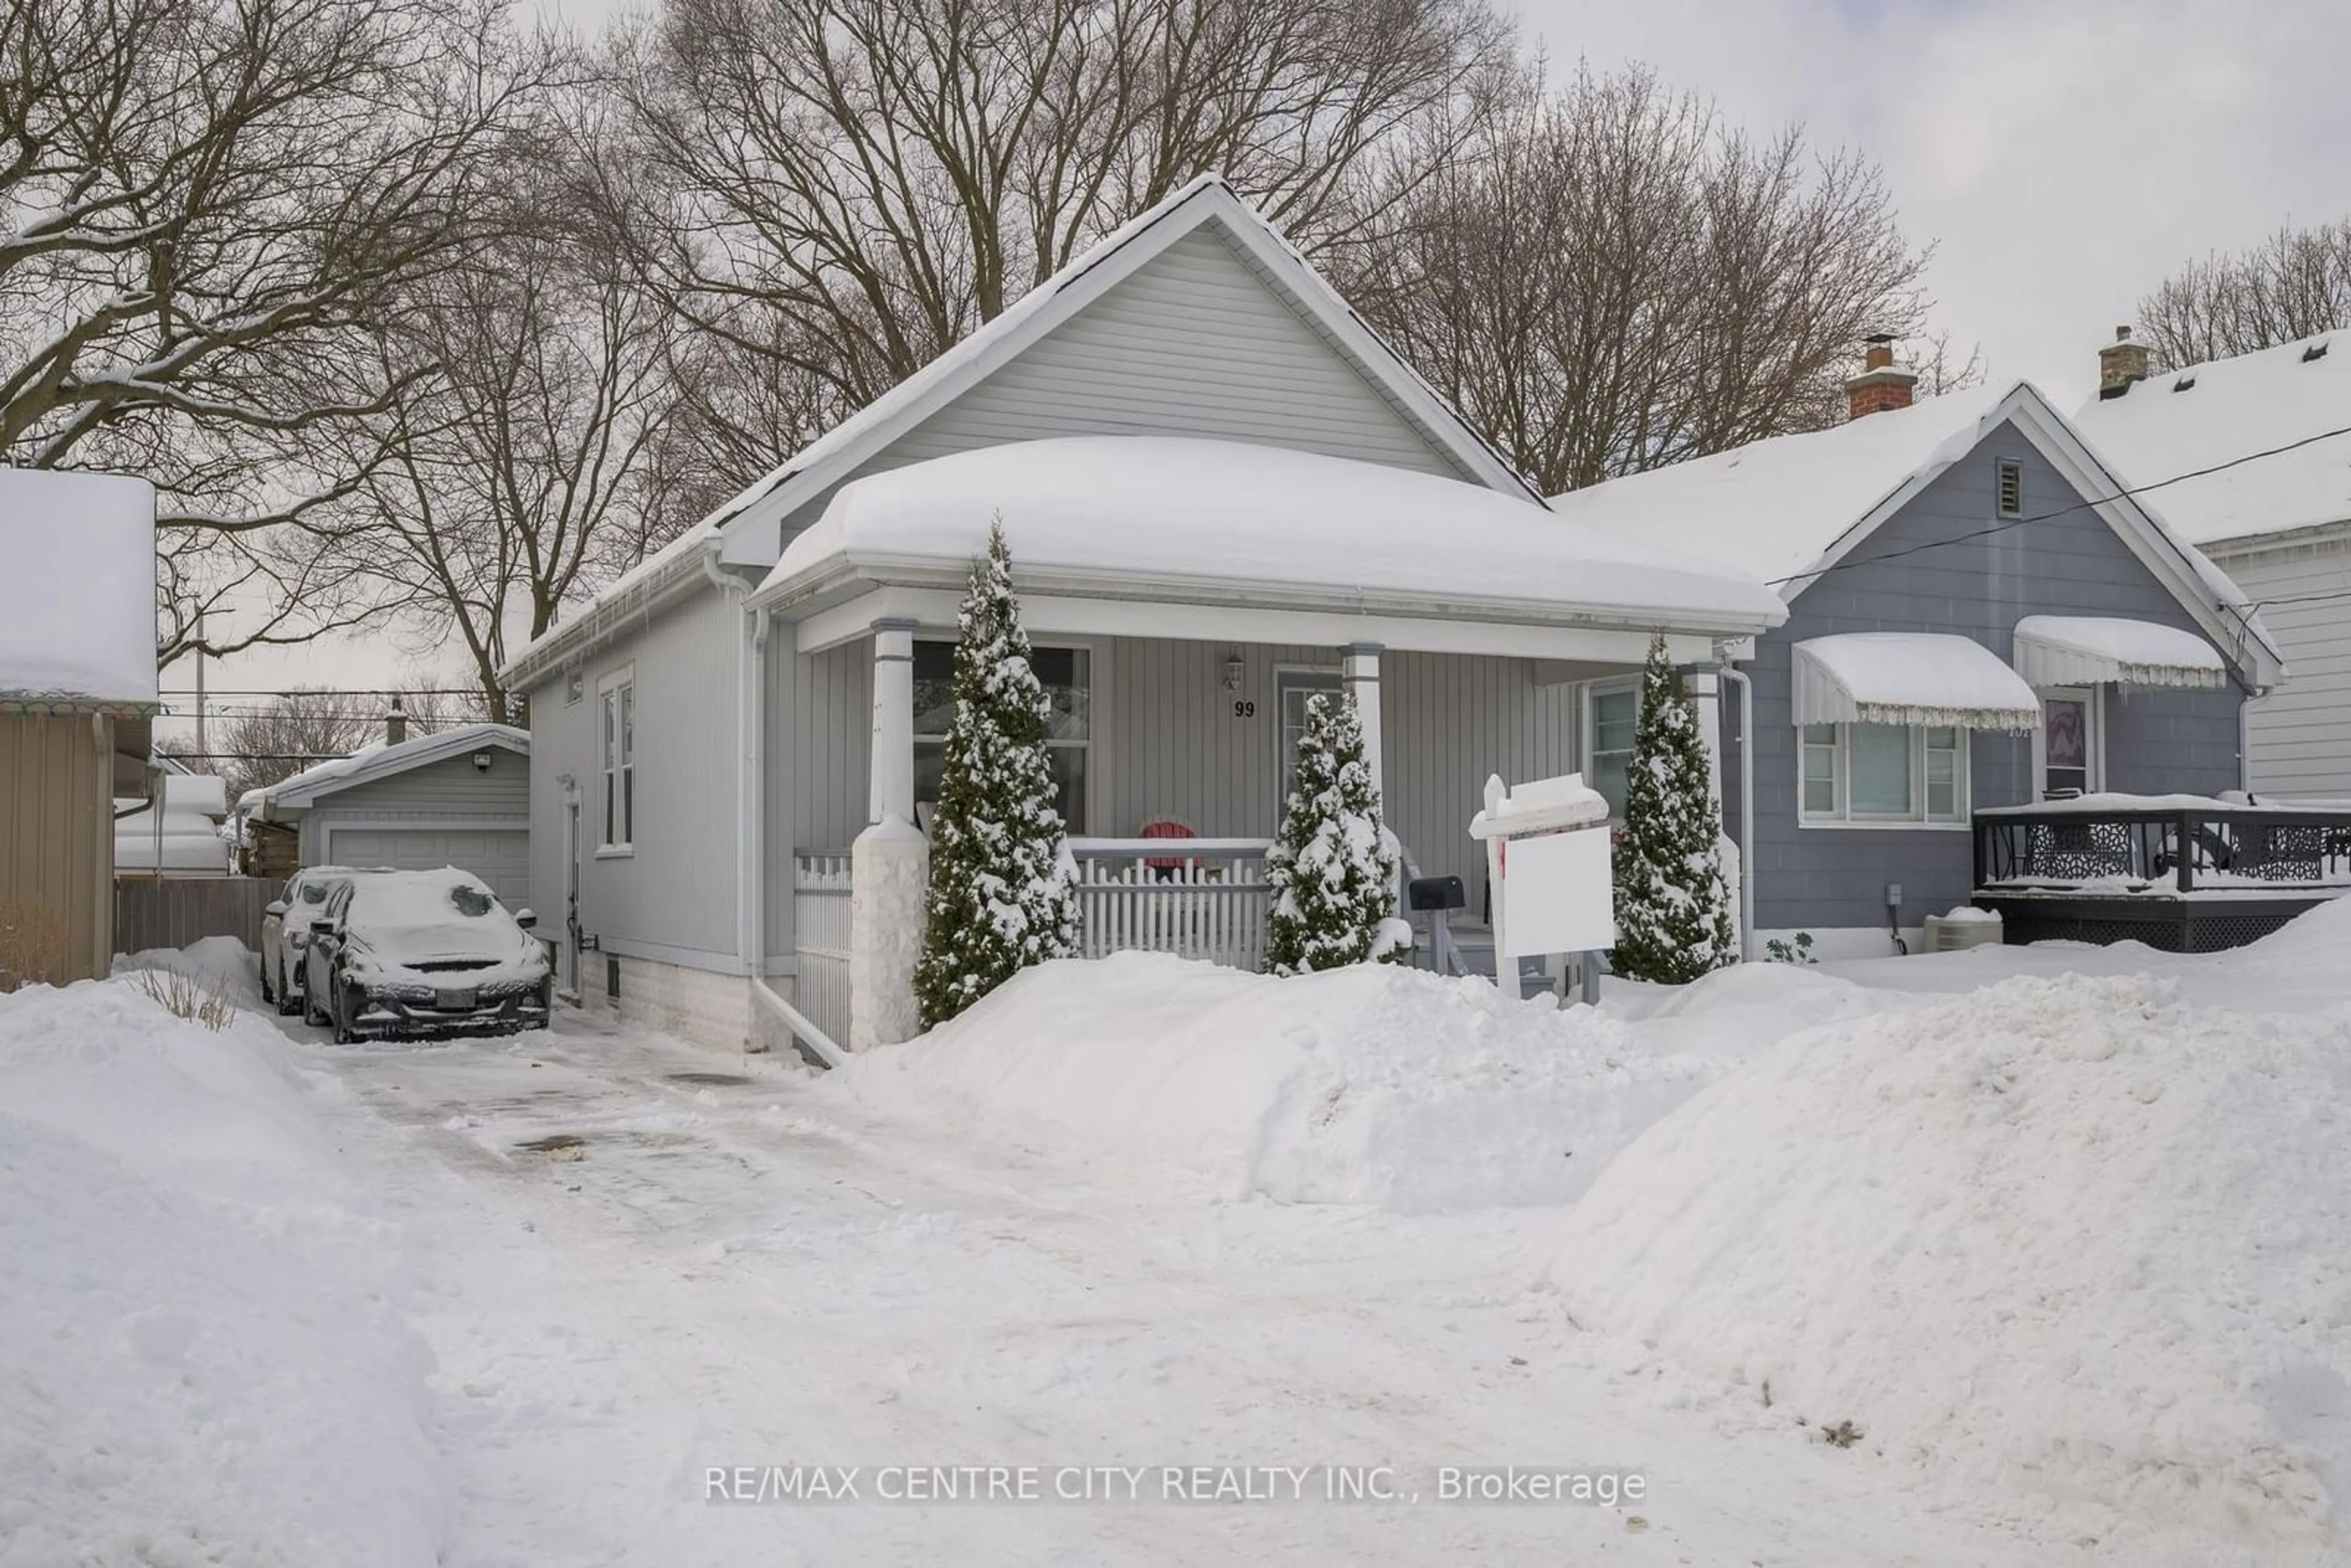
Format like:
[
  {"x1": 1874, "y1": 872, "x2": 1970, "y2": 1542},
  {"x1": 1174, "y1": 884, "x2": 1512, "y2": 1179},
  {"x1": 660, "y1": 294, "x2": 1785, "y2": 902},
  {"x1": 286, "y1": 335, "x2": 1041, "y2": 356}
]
[{"x1": 249, "y1": 723, "x2": 529, "y2": 812}]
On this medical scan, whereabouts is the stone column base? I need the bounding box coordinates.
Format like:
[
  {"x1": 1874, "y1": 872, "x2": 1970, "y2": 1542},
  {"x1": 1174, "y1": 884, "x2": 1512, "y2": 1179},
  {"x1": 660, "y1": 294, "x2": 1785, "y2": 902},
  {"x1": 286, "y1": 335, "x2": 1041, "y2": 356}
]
[{"x1": 850, "y1": 818, "x2": 929, "y2": 1051}]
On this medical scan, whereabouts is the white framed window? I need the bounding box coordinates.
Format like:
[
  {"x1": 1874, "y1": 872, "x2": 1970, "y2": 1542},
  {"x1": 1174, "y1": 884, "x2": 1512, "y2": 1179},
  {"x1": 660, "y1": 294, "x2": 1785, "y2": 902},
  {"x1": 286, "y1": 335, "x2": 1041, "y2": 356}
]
[
  {"x1": 598, "y1": 667, "x2": 634, "y2": 853},
  {"x1": 1275, "y1": 667, "x2": 1344, "y2": 814},
  {"x1": 1584, "y1": 680, "x2": 1640, "y2": 820},
  {"x1": 1799, "y1": 722, "x2": 1969, "y2": 827},
  {"x1": 914, "y1": 640, "x2": 1091, "y2": 831}
]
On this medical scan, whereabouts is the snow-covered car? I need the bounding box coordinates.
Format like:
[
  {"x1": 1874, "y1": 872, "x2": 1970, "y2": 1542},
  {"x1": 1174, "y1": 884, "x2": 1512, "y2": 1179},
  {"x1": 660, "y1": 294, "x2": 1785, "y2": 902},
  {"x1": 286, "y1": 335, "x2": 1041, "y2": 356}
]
[
  {"x1": 301, "y1": 868, "x2": 550, "y2": 1042},
  {"x1": 260, "y1": 866, "x2": 387, "y2": 1016}
]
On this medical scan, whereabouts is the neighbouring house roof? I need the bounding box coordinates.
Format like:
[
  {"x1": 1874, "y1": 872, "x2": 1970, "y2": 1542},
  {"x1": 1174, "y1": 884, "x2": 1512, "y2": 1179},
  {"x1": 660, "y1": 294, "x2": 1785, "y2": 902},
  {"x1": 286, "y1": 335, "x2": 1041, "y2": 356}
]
[
  {"x1": 114, "y1": 773, "x2": 234, "y2": 874},
  {"x1": 1547, "y1": 381, "x2": 2289, "y2": 690},
  {"x1": 750, "y1": 436, "x2": 1788, "y2": 632},
  {"x1": 2071, "y1": 330, "x2": 2351, "y2": 549},
  {"x1": 1791, "y1": 633, "x2": 2043, "y2": 732},
  {"x1": 2011, "y1": 615, "x2": 2228, "y2": 690},
  {"x1": 0, "y1": 468, "x2": 157, "y2": 713},
  {"x1": 499, "y1": 175, "x2": 1548, "y2": 692},
  {"x1": 246, "y1": 722, "x2": 528, "y2": 814}
]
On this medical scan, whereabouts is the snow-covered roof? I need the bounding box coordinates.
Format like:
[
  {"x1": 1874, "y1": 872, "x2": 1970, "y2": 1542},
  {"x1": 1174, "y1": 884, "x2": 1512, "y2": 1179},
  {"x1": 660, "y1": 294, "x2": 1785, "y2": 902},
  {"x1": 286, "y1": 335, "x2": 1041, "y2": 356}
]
[
  {"x1": 1543, "y1": 391, "x2": 1997, "y2": 586},
  {"x1": 114, "y1": 773, "x2": 236, "y2": 874},
  {"x1": 2011, "y1": 616, "x2": 2227, "y2": 690},
  {"x1": 250, "y1": 723, "x2": 527, "y2": 812},
  {"x1": 1549, "y1": 381, "x2": 2289, "y2": 690},
  {"x1": 500, "y1": 176, "x2": 1543, "y2": 691},
  {"x1": 1792, "y1": 633, "x2": 2042, "y2": 732},
  {"x1": 2071, "y1": 331, "x2": 2351, "y2": 547},
  {"x1": 0, "y1": 468, "x2": 157, "y2": 709},
  {"x1": 752, "y1": 437, "x2": 1788, "y2": 631}
]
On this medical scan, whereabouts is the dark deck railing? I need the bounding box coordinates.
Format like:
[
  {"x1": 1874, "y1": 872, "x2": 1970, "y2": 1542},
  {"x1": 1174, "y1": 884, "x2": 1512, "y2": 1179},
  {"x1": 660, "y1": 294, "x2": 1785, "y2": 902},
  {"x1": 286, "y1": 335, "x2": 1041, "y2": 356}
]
[{"x1": 1973, "y1": 801, "x2": 2351, "y2": 893}]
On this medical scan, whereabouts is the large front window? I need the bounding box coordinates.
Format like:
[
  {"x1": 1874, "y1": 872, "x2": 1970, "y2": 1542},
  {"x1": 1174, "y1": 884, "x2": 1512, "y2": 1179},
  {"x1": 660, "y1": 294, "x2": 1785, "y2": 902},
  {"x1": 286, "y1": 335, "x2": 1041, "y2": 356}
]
[
  {"x1": 1588, "y1": 684, "x2": 1638, "y2": 819},
  {"x1": 914, "y1": 640, "x2": 1090, "y2": 831},
  {"x1": 1800, "y1": 722, "x2": 1967, "y2": 826}
]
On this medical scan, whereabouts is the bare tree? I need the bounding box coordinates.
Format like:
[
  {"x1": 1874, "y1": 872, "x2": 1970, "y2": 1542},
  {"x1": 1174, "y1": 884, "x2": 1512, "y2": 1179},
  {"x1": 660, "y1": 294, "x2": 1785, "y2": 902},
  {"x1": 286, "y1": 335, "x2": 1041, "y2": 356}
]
[
  {"x1": 1328, "y1": 62, "x2": 1938, "y2": 494},
  {"x1": 209, "y1": 685, "x2": 490, "y2": 801},
  {"x1": 327, "y1": 102, "x2": 683, "y2": 723},
  {"x1": 0, "y1": 0, "x2": 553, "y2": 667},
  {"x1": 2137, "y1": 218, "x2": 2351, "y2": 372},
  {"x1": 613, "y1": 0, "x2": 1514, "y2": 503}
]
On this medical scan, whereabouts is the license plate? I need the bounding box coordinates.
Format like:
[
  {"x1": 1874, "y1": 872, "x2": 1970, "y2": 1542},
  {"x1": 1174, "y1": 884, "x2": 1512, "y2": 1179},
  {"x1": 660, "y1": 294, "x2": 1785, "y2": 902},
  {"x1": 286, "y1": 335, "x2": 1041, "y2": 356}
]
[{"x1": 437, "y1": 987, "x2": 478, "y2": 1010}]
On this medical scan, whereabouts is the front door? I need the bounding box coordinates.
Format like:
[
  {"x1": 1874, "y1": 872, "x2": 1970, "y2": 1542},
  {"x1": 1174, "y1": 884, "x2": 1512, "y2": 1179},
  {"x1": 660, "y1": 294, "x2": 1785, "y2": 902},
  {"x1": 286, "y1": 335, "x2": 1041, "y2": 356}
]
[
  {"x1": 2038, "y1": 687, "x2": 2102, "y2": 798},
  {"x1": 1275, "y1": 668, "x2": 1344, "y2": 814}
]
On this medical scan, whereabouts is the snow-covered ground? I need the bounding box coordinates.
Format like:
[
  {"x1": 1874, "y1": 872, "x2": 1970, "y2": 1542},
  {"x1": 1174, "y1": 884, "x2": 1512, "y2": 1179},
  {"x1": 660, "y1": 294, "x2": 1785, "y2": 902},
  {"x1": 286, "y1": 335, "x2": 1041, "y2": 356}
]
[{"x1": 8, "y1": 913, "x2": 2349, "y2": 1564}]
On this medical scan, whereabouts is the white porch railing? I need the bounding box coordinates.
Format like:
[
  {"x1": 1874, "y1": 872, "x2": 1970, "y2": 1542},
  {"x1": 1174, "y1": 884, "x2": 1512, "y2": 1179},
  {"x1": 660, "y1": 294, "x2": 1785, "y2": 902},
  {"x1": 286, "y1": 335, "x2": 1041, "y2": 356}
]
[
  {"x1": 792, "y1": 851, "x2": 853, "y2": 1047},
  {"x1": 1069, "y1": 837, "x2": 1273, "y2": 971}
]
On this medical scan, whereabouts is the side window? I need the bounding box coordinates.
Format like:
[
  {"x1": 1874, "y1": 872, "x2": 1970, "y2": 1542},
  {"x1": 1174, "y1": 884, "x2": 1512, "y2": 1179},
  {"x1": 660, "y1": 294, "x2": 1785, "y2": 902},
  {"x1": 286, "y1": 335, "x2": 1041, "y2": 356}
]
[{"x1": 598, "y1": 668, "x2": 636, "y2": 851}]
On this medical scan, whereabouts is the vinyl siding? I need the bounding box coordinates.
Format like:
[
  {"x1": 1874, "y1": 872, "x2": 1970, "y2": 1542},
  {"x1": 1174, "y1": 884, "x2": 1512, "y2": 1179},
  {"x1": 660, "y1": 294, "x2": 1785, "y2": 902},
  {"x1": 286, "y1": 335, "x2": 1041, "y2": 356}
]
[
  {"x1": 527, "y1": 585, "x2": 744, "y2": 968},
  {"x1": 2211, "y1": 538, "x2": 2351, "y2": 795},
  {"x1": 779, "y1": 636, "x2": 1577, "y2": 927},
  {"x1": 1730, "y1": 417, "x2": 2252, "y2": 934}
]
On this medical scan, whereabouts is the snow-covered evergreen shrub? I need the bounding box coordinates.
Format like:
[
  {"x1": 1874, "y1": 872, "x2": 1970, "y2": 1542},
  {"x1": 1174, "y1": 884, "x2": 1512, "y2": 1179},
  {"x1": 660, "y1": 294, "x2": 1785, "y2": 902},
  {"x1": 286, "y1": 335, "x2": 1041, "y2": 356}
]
[
  {"x1": 1610, "y1": 633, "x2": 1738, "y2": 984},
  {"x1": 914, "y1": 522, "x2": 1079, "y2": 1027},
  {"x1": 1265, "y1": 691, "x2": 1408, "y2": 975}
]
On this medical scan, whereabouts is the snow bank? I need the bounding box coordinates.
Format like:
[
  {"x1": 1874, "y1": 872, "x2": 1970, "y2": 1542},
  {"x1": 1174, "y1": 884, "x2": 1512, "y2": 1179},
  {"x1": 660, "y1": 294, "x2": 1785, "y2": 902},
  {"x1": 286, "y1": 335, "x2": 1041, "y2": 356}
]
[
  {"x1": 1, "y1": 977, "x2": 448, "y2": 1566},
  {"x1": 1548, "y1": 972, "x2": 2351, "y2": 1563},
  {"x1": 827, "y1": 952, "x2": 1804, "y2": 1211}
]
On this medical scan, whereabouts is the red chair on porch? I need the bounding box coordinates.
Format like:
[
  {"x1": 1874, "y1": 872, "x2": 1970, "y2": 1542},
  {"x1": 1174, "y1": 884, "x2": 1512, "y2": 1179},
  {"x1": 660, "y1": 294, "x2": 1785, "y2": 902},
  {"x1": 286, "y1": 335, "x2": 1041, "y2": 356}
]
[{"x1": 1138, "y1": 816, "x2": 1198, "y2": 879}]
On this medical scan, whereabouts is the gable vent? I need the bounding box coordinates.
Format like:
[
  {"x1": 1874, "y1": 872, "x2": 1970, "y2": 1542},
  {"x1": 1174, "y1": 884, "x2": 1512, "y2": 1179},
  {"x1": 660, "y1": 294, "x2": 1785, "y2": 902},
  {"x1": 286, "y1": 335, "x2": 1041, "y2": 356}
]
[
  {"x1": 2304, "y1": 341, "x2": 2331, "y2": 363},
  {"x1": 1996, "y1": 457, "x2": 2023, "y2": 519},
  {"x1": 2172, "y1": 375, "x2": 2197, "y2": 392}
]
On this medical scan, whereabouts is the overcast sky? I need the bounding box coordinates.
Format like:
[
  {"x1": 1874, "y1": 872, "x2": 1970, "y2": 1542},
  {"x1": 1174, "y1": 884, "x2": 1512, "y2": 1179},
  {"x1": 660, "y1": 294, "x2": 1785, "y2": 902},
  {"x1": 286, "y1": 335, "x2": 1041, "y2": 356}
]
[{"x1": 170, "y1": 0, "x2": 2351, "y2": 734}]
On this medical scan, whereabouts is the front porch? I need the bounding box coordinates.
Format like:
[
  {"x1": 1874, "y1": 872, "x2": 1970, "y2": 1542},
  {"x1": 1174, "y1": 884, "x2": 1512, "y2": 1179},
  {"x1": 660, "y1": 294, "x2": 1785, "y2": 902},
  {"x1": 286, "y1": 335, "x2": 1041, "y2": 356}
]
[
  {"x1": 779, "y1": 629, "x2": 1697, "y2": 1050},
  {"x1": 1973, "y1": 797, "x2": 2351, "y2": 951}
]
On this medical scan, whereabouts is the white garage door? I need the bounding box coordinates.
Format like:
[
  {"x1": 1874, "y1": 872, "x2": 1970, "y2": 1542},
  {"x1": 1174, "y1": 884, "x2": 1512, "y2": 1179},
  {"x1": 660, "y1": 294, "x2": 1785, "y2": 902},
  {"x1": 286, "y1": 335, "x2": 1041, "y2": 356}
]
[{"x1": 326, "y1": 828, "x2": 531, "y2": 912}]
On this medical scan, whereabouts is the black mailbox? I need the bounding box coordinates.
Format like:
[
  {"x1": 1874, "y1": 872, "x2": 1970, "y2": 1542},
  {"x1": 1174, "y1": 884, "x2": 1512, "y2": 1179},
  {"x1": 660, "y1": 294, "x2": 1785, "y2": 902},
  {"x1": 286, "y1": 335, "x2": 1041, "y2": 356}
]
[{"x1": 1407, "y1": 874, "x2": 1466, "y2": 913}]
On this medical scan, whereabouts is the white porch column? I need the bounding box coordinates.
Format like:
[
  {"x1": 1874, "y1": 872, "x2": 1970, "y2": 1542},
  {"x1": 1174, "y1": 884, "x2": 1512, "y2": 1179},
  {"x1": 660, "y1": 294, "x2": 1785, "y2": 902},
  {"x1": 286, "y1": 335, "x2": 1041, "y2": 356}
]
[
  {"x1": 1343, "y1": 642, "x2": 1384, "y2": 797},
  {"x1": 851, "y1": 618, "x2": 926, "y2": 1050},
  {"x1": 1685, "y1": 667, "x2": 1740, "y2": 944}
]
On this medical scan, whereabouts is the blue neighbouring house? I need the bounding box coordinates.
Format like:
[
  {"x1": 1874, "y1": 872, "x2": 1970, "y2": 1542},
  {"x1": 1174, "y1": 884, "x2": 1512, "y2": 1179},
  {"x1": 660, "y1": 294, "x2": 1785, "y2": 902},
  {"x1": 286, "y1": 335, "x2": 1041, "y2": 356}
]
[{"x1": 1549, "y1": 348, "x2": 2351, "y2": 958}]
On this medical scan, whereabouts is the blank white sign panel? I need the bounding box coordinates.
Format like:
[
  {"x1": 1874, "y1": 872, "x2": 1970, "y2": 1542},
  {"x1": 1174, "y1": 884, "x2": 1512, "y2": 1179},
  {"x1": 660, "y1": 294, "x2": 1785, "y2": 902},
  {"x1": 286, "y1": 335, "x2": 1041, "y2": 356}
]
[{"x1": 1497, "y1": 827, "x2": 1616, "y2": 958}]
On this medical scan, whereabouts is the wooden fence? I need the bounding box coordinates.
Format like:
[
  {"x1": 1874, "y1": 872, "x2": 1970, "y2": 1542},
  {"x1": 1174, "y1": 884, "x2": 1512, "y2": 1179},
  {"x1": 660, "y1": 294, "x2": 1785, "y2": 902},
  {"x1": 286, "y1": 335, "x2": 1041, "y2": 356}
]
[{"x1": 115, "y1": 876, "x2": 279, "y2": 959}]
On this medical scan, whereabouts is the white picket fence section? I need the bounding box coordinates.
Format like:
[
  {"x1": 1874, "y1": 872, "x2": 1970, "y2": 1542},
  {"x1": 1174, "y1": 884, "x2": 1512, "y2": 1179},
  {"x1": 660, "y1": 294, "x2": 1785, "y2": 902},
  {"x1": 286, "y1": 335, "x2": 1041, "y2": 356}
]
[
  {"x1": 792, "y1": 851, "x2": 853, "y2": 1047},
  {"x1": 1070, "y1": 837, "x2": 1273, "y2": 972}
]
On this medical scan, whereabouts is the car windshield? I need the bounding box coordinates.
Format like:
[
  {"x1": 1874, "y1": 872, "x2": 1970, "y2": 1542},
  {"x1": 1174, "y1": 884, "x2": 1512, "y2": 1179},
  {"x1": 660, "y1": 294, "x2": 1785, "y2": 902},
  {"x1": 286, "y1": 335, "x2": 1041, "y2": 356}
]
[
  {"x1": 348, "y1": 875, "x2": 500, "y2": 925},
  {"x1": 298, "y1": 880, "x2": 339, "y2": 904}
]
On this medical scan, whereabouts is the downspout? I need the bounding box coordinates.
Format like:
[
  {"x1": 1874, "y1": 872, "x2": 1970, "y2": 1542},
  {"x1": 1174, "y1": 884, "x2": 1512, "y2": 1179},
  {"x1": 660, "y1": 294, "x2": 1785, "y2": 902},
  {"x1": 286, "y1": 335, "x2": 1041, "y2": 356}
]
[
  {"x1": 704, "y1": 545, "x2": 844, "y2": 1067},
  {"x1": 1715, "y1": 659, "x2": 1757, "y2": 961}
]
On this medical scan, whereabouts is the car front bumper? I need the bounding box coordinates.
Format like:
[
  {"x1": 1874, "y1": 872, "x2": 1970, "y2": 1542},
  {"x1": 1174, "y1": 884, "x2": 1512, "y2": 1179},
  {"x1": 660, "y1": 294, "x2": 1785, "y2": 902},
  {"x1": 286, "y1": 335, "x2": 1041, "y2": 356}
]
[{"x1": 342, "y1": 977, "x2": 552, "y2": 1037}]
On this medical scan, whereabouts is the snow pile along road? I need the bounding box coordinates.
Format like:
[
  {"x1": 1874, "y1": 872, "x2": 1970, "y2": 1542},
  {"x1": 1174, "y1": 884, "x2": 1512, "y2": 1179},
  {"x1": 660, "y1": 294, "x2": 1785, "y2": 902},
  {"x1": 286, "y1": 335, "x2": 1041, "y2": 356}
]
[
  {"x1": 0, "y1": 968, "x2": 447, "y2": 1568},
  {"x1": 1548, "y1": 966, "x2": 2351, "y2": 1565},
  {"x1": 829, "y1": 951, "x2": 1839, "y2": 1210}
]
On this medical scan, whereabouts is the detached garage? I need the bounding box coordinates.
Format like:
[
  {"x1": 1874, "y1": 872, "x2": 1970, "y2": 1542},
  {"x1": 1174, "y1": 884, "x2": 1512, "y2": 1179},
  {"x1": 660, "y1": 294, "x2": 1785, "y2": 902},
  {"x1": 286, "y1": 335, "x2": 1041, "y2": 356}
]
[{"x1": 244, "y1": 720, "x2": 533, "y2": 910}]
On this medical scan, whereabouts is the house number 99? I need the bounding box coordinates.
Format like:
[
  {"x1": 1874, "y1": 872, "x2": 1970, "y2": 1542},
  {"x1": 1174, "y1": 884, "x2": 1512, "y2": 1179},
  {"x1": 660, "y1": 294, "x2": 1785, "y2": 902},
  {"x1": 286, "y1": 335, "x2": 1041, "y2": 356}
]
[{"x1": 1232, "y1": 699, "x2": 1257, "y2": 718}]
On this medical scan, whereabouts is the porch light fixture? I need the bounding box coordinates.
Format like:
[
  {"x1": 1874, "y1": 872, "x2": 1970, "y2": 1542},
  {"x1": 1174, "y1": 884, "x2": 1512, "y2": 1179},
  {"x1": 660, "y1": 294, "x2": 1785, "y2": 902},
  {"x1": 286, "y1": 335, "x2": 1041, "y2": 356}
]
[
  {"x1": 1222, "y1": 653, "x2": 1245, "y2": 692},
  {"x1": 471, "y1": 751, "x2": 493, "y2": 771}
]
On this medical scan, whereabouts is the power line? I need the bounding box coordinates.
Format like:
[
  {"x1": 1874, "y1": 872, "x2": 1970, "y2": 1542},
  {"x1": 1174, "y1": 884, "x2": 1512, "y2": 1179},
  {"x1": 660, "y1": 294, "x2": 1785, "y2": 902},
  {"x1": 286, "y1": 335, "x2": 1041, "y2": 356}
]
[{"x1": 1768, "y1": 420, "x2": 2351, "y2": 590}]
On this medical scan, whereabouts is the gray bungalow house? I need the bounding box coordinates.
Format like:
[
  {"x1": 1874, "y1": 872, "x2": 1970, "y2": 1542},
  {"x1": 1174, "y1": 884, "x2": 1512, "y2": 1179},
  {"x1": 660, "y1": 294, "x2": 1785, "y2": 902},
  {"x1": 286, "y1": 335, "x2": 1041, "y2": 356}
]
[
  {"x1": 498, "y1": 176, "x2": 1785, "y2": 1056},
  {"x1": 1552, "y1": 357, "x2": 2297, "y2": 958}
]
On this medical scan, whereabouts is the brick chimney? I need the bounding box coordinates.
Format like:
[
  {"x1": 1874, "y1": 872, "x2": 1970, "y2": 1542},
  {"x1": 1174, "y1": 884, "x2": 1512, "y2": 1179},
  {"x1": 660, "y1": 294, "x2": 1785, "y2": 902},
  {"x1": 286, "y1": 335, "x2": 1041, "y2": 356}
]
[
  {"x1": 384, "y1": 693, "x2": 407, "y2": 746},
  {"x1": 1845, "y1": 337, "x2": 1918, "y2": 420},
  {"x1": 2098, "y1": 324, "x2": 2150, "y2": 399}
]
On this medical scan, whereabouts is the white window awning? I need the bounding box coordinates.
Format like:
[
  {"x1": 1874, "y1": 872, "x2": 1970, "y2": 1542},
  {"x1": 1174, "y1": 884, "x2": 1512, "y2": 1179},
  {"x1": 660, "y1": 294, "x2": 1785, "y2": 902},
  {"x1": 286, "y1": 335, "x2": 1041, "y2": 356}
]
[
  {"x1": 1792, "y1": 633, "x2": 2042, "y2": 732},
  {"x1": 2011, "y1": 616, "x2": 2228, "y2": 690}
]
